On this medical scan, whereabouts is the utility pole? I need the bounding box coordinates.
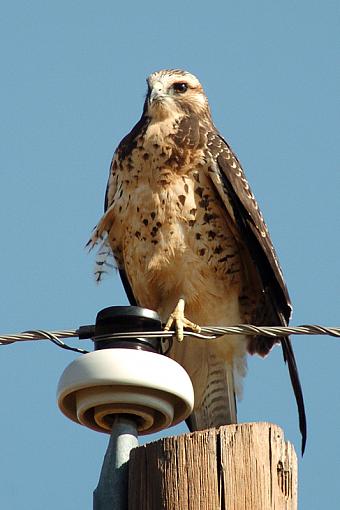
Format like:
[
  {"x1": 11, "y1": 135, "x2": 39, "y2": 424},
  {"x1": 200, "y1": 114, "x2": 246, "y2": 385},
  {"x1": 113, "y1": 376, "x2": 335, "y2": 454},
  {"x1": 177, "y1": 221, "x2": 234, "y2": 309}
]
[{"x1": 128, "y1": 422, "x2": 297, "y2": 510}]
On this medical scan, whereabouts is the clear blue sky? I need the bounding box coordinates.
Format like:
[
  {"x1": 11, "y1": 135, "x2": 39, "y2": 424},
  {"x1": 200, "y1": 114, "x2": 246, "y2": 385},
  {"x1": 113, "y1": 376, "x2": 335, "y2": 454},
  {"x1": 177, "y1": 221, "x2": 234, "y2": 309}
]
[{"x1": 0, "y1": 1, "x2": 339, "y2": 508}]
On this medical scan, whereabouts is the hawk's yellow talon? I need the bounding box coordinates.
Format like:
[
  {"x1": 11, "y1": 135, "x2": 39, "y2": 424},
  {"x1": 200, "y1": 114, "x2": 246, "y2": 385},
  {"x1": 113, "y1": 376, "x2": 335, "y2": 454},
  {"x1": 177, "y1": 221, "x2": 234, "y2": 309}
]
[{"x1": 164, "y1": 298, "x2": 201, "y2": 342}]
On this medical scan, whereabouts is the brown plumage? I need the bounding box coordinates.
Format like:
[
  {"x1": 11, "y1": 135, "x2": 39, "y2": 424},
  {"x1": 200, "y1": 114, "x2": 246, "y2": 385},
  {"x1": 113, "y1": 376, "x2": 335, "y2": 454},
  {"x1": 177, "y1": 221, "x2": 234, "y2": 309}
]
[{"x1": 89, "y1": 69, "x2": 306, "y2": 453}]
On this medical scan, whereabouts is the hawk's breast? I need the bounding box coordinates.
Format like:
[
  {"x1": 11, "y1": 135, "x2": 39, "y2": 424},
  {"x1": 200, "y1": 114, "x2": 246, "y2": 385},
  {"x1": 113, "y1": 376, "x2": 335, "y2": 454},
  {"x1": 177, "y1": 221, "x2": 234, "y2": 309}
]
[{"x1": 111, "y1": 143, "x2": 244, "y2": 325}]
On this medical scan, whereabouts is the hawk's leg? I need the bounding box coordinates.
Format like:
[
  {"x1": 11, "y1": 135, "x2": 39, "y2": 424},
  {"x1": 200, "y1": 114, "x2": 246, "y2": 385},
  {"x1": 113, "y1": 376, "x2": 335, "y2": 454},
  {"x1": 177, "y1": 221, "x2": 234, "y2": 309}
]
[{"x1": 164, "y1": 298, "x2": 201, "y2": 342}]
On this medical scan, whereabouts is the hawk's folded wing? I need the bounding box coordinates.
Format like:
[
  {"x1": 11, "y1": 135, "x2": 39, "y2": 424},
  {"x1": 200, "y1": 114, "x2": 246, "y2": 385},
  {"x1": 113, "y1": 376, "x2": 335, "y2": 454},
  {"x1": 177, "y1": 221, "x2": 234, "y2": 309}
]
[{"x1": 206, "y1": 131, "x2": 306, "y2": 454}]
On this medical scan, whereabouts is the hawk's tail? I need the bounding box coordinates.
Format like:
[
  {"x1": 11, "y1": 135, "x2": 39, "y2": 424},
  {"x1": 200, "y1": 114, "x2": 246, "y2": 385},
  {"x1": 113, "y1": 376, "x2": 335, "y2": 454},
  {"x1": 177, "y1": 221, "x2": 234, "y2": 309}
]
[{"x1": 186, "y1": 356, "x2": 237, "y2": 431}]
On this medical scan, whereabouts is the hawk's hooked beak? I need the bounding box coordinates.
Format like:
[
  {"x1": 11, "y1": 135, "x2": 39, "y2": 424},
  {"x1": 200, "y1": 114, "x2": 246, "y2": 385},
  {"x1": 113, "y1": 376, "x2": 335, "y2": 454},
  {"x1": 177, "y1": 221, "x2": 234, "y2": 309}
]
[{"x1": 148, "y1": 81, "x2": 166, "y2": 105}]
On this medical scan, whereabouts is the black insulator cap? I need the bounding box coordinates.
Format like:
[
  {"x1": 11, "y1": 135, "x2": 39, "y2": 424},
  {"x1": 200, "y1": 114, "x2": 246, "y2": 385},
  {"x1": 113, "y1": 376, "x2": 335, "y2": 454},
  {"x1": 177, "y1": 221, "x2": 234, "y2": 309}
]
[{"x1": 92, "y1": 306, "x2": 162, "y2": 353}]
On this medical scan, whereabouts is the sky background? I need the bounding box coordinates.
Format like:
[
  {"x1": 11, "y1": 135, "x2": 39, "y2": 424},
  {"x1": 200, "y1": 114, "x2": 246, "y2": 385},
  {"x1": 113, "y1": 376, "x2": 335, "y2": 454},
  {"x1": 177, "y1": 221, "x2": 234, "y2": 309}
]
[{"x1": 0, "y1": 1, "x2": 339, "y2": 508}]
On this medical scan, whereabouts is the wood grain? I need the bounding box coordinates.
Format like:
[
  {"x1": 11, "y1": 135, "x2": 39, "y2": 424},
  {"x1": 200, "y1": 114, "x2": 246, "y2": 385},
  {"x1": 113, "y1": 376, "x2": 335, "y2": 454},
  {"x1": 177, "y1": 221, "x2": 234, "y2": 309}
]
[{"x1": 128, "y1": 422, "x2": 297, "y2": 510}]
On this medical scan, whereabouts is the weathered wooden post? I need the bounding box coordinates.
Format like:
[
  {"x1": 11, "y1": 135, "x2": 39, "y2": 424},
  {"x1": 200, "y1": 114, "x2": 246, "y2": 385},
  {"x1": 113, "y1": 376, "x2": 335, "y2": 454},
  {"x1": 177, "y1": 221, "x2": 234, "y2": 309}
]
[{"x1": 129, "y1": 422, "x2": 297, "y2": 510}]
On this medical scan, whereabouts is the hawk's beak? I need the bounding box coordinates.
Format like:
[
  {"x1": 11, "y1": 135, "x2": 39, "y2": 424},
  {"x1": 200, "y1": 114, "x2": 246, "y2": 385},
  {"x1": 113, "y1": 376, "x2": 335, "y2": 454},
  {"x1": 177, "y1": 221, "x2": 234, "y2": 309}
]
[{"x1": 148, "y1": 82, "x2": 165, "y2": 105}]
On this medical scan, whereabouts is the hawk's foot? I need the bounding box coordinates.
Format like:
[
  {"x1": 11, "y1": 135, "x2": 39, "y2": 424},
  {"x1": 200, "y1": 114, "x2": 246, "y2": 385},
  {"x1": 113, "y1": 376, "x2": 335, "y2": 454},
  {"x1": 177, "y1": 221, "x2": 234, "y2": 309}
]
[{"x1": 164, "y1": 298, "x2": 201, "y2": 342}]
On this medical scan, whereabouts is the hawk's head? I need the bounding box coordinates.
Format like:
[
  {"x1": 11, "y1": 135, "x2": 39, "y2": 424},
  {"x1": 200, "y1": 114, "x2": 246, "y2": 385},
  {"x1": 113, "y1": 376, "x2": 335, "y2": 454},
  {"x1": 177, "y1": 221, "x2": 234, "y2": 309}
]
[{"x1": 144, "y1": 69, "x2": 211, "y2": 121}]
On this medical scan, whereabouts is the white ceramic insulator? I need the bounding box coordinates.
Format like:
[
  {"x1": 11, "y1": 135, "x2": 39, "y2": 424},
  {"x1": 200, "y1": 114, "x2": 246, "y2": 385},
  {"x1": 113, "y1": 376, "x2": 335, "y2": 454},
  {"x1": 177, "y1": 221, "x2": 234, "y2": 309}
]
[{"x1": 57, "y1": 348, "x2": 194, "y2": 435}]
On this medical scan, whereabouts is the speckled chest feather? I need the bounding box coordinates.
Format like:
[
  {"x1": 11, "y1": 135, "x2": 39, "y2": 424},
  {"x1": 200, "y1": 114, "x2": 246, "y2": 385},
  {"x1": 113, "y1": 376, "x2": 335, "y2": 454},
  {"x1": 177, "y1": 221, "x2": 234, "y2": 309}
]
[{"x1": 105, "y1": 116, "x2": 243, "y2": 321}]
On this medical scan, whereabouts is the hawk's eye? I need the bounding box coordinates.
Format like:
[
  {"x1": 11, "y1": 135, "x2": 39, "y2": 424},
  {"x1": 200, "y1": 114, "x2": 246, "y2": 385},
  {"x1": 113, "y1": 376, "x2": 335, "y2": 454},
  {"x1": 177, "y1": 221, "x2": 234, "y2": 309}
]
[{"x1": 173, "y1": 82, "x2": 188, "y2": 93}]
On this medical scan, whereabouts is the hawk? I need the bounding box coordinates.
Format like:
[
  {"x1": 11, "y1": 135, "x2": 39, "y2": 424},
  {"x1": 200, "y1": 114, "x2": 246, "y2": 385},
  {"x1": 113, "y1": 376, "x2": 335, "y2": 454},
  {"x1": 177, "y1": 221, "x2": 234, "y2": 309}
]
[{"x1": 89, "y1": 69, "x2": 306, "y2": 453}]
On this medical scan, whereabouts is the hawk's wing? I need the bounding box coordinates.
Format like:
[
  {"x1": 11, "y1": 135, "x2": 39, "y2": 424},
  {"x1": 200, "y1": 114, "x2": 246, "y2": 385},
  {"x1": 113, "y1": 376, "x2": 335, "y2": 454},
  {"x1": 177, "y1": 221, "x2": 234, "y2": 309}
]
[{"x1": 206, "y1": 130, "x2": 306, "y2": 454}]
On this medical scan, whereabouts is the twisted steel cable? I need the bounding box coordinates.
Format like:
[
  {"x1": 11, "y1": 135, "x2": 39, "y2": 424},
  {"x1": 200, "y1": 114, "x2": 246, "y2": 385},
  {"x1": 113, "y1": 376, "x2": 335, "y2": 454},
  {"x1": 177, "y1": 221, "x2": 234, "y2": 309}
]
[{"x1": 0, "y1": 324, "x2": 339, "y2": 351}]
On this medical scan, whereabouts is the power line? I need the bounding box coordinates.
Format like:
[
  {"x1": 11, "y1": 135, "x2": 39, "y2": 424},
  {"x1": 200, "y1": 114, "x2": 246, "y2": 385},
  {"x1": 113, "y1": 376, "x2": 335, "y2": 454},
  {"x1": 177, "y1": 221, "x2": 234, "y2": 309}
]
[{"x1": 0, "y1": 324, "x2": 339, "y2": 351}]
